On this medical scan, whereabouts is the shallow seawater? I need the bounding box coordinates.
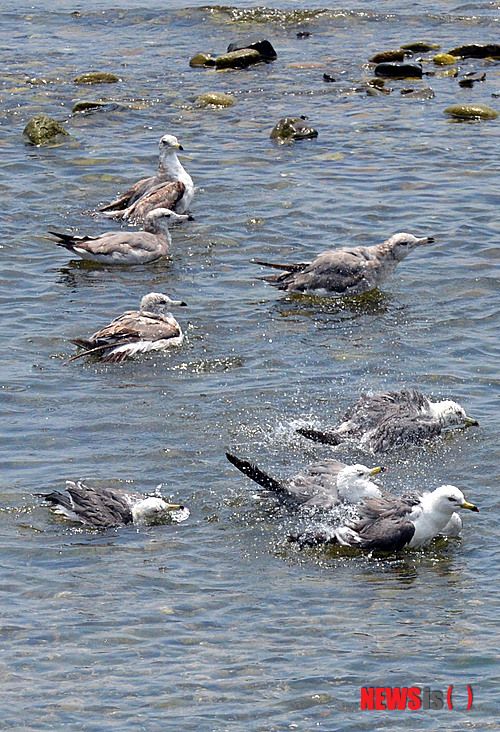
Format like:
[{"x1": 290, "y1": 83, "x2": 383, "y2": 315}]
[{"x1": 0, "y1": 0, "x2": 499, "y2": 729}]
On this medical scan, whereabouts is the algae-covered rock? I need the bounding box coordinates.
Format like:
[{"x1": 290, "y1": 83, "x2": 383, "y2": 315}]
[
  {"x1": 196, "y1": 92, "x2": 235, "y2": 108},
  {"x1": 436, "y1": 68, "x2": 458, "y2": 78},
  {"x1": 400, "y1": 86, "x2": 435, "y2": 100},
  {"x1": 74, "y1": 72, "x2": 120, "y2": 84},
  {"x1": 189, "y1": 53, "x2": 216, "y2": 68},
  {"x1": 227, "y1": 38, "x2": 277, "y2": 61},
  {"x1": 444, "y1": 104, "x2": 498, "y2": 120},
  {"x1": 23, "y1": 114, "x2": 69, "y2": 144},
  {"x1": 72, "y1": 101, "x2": 121, "y2": 114},
  {"x1": 270, "y1": 116, "x2": 318, "y2": 143},
  {"x1": 370, "y1": 49, "x2": 405, "y2": 63},
  {"x1": 374, "y1": 62, "x2": 422, "y2": 78},
  {"x1": 401, "y1": 41, "x2": 441, "y2": 53},
  {"x1": 448, "y1": 43, "x2": 500, "y2": 59},
  {"x1": 433, "y1": 53, "x2": 457, "y2": 65},
  {"x1": 215, "y1": 49, "x2": 260, "y2": 69}
]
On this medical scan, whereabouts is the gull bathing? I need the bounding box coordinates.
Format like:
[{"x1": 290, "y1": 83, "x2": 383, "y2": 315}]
[
  {"x1": 256, "y1": 233, "x2": 434, "y2": 297},
  {"x1": 226, "y1": 452, "x2": 385, "y2": 509},
  {"x1": 291, "y1": 485, "x2": 479, "y2": 552},
  {"x1": 69, "y1": 292, "x2": 186, "y2": 363},
  {"x1": 297, "y1": 389, "x2": 478, "y2": 453},
  {"x1": 99, "y1": 134, "x2": 194, "y2": 221},
  {"x1": 48, "y1": 208, "x2": 191, "y2": 265},
  {"x1": 38, "y1": 480, "x2": 188, "y2": 528}
]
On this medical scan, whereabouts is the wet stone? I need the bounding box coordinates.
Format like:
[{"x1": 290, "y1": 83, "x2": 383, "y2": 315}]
[
  {"x1": 270, "y1": 116, "x2": 318, "y2": 142},
  {"x1": 401, "y1": 41, "x2": 441, "y2": 53},
  {"x1": 196, "y1": 92, "x2": 235, "y2": 108},
  {"x1": 323, "y1": 73, "x2": 336, "y2": 82},
  {"x1": 444, "y1": 103, "x2": 498, "y2": 120},
  {"x1": 74, "y1": 72, "x2": 120, "y2": 84},
  {"x1": 189, "y1": 53, "x2": 216, "y2": 68},
  {"x1": 448, "y1": 43, "x2": 500, "y2": 59},
  {"x1": 72, "y1": 101, "x2": 122, "y2": 114},
  {"x1": 370, "y1": 49, "x2": 405, "y2": 63},
  {"x1": 458, "y1": 72, "x2": 486, "y2": 88},
  {"x1": 23, "y1": 114, "x2": 69, "y2": 144},
  {"x1": 227, "y1": 38, "x2": 277, "y2": 61},
  {"x1": 433, "y1": 53, "x2": 457, "y2": 65},
  {"x1": 400, "y1": 86, "x2": 435, "y2": 100},
  {"x1": 374, "y1": 62, "x2": 423, "y2": 78},
  {"x1": 215, "y1": 49, "x2": 260, "y2": 70}
]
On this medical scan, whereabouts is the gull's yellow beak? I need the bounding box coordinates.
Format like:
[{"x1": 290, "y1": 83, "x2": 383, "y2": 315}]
[
  {"x1": 370, "y1": 466, "x2": 386, "y2": 476},
  {"x1": 465, "y1": 416, "x2": 479, "y2": 427},
  {"x1": 461, "y1": 500, "x2": 479, "y2": 512},
  {"x1": 175, "y1": 143, "x2": 183, "y2": 151},
  {"x1": 166, "y1": 503, "x2": 183, "y2": 511}
]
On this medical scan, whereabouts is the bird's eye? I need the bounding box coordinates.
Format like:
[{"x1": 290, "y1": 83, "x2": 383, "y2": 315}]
[{"x1": 447, "y1": 496, "x2": 455, "y2": 502}]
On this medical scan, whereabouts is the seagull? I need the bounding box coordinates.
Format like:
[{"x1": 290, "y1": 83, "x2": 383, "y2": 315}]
[
  {"x1": 47, "y1": 208, "x2": 191, "y2": 264},
  {"x1": 291, "y1": 485, "x2": 479, "y2": 551},
  {"x1": 99, "y1": 134, "x2": 194, "y2": 221},
  {"x1": 226, "y1": 452, "x2": 385, "y2": 509},
  {"x1": 297, "y1": 389, "x2": 479, "y2": 453},
  {"x1": 255, "y1": 233, "x2": 434, "y2": 297},
  {"x1": 38, "y1": 480, "x2": 187, "y2": 528},
  {"x1": 68, "y1": 292, "x2": 186, "y2": 363}
]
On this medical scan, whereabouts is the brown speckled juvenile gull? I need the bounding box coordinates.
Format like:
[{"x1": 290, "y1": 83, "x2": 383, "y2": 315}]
[
  {"x1": 69, "y1": 292, "x2": 186, "y2": 363},
  {"x1": 226, "y1": 452, "x2": 385, "y2": 509},
  {"x1": 256, "y1": 232, "x2": 434, "y2": 297},
  {"x1": 297, "y1": 389, "x2": 479, "y2": 453},
  {"x1": 291, "y1": 485, "x2": 479, "y2": 551},
  {"x1": 99, "y1": 134, "x2": 194, "y2": 221},
  {"x1": 38, "y1": 480, "x2": 187, "y2": 528},
  {"x1": 48, "y1": 208, "x2": 191, "y2": 264}
]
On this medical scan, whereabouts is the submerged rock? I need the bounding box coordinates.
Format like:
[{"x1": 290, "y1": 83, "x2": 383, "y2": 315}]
[
  {"x1": 374, "y1": 61, "x2": 423, "y2": 78},
  {"x1": 444, "y1": 104, "x2": 498, "y2": 120},
  {"x1": 433, "y1": 53, "x2": 457, "y2": 65},
  {"x1": 400, "y1": 86, "x2": 435, "y2": 100},
  {"x1": 270, "y1": 116, "x2": 318, "y2": 142},
  {"x1": 370, "y1": 49, "x2": 405, "y2": 63},
  {"x1": 323, "y1": 73, "x2": 336, "y2": 82},
  {"x1": 189, "y1": 53, "x2": 216, "y2": 68},
  {"x1": 72, "y1": 101, "x2": 122, "y2": 114},
  {"x1": 74, "y1": 72, "x2": 119, "y2": 84},
  {"x1": 227, "y1": 38, "x2": 277, "y2": 61},
  {"x1": 458, "y1": 72, "x2": 486, "y2": 88},
  {"x1": 23, "y1": 114, "x2": 69, "y2": 144},
  {"x1": 215, "y1": 49, "x2": 260, "y2": 70},
  {"x1": 448, "y1": 43, "x2": 500, "y2": 59},
  {"x1": 401, "y1": 41, "x2": 440, "y2": 53},
  {"x1": 196, "y1": 92, "x2": 235, "y2": 108}
]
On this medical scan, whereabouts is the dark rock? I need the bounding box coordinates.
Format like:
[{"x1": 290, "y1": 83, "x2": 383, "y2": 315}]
[
  {"x1": 23, "y1": 114, "x2": 69, "y2": 145},
  {"x1": 374, "y1": 62, "x2": 423, "y2": 78},
  {"x1": 370, "y1": 49, "x2": 405, "y2": 63},
  {"x1": 215, "y1": 49, "x2": 260, "y2": 70},
  {"x1": 72, "y1": 101, "x2": 122, "y2": 114},
  {"x1": 400, "y1": 86, "x2": 435, "y2": 100},
  {"x1": 458, "y1": 72, "x2": 486, "y2": 87},
  {"x1": 367, "y1": 78, "x2": 386, "y2": 89},
  {"x1": 323, "y1": 73, "x2": 336, "y2": 82},
  {"x1": 74, "y1": 72, "x2": 120, "y2": 84},
  {"x1": 189, "y1": 53, "x2": 216, "y2": 68},
  {"x1": 444, "y1": 104, "x2": 498, "y2": 120},
  {"x1": 448, "y1": 43, "x2": 500, "y2": 59},
  {"x1": 227, "y1": 38, "x2": 277, "y2": 62},
  {"x1": 401, "y1": 41, "x2": 440, "y2": 52},
  {"x1": 296, "y1": 31, "x2": 311, "y2": 39},
  {"x1": 270, "y1": 116, "x2": 318, "y2": 142}
]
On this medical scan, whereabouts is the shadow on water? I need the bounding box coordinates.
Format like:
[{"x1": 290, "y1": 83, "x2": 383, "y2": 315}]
[{"x1": 267, "y1": 288, "x2": 395, "y2": 321}]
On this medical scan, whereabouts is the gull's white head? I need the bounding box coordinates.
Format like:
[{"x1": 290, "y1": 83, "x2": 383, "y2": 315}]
[
  {"x1": 428, "y1": 399, "x2": 479, "y2": 428},
  {"x1": 159, "y1": 134, "x2": 183, "y2": 152},
  {"x1": 132, "y1": 496, "x2": 183, "y2": 525},
  {"x1": 144, "y1": 207, "x2": 192, "y2": 232},
  {"x1": 337, "y1": 464, "x2": 385, "y2": 503},
  {"x1": 427, "y1": 485, "x2": 479, "y2": 516},
  {"x1": 139, "y1": 292, "x2": 187, "y2": 314},
  {"x1": 386, "y1": 232, "x2": 435, "y2": 262}
]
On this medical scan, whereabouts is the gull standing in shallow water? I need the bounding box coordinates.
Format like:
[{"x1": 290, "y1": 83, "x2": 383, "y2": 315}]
[
  {"x1": 47, "y1": 208, "x2": 192, "y2": 265},
  {"x1": 291, "y1": 485, "x2": 479, "y2": 551},
  {"x1": 297, "y1": 389, "x2": 479, "y2": 453},
  {"x1": 256, "y1": 233, "x2": 434, "y2": 296},
  {"x1": 68, "y1": 292, "x2": 186, "y2": 363},
  {"x1": 226, "y1": 452, "x2": 386, "y2": 509},
  {"x1": 38, "y1": 481, "x2": 188, "y2": 528},
  {"x1": 99, "y1": 134, "x2": 194, "y2": 221}
]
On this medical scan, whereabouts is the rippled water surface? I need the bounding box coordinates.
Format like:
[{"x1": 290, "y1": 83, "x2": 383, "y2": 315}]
[{"x1": 1, "y1": 1, "x2": 499, "y2": 729}]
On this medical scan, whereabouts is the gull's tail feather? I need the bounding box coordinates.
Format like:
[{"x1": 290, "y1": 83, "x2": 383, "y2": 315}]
[
  {"x1": 296, "y1": 427, "x2": 342, "y2": 446},
  {"x1": 226, "y1": 452, "x2": 287, "y2": 495},
  {"x1": 98, "y1": 195, "x2": 130, "y2": 213}
]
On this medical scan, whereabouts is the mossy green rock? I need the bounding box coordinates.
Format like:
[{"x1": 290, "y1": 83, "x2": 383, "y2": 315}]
[
  {"x1": 215, "y1": 49, "x2": 260, "y2": 69},
  {"x1": 74, "y1": 72, "x2": 119, "y2": 84},
  {"x1": 401, "y1": 41, "x2": 440, "y2": 52},
  {"x1": 370, "y1": 49, "x2": 405, "y2": 63},
  {"x1": 196, "y1": 92, "x2": 235, "y2": 108},
  {"x1": 23, "y1": 115, "x2": 69, "y2": 144},
  {"x1": 433, "y1": 53, "x2": 457, "y2": 65},
  {"x1": 448, "y1": 43, "x2": 500, "y2": 59},
  {"x1": 270, "y1": 117, "x2": 318, "y2": 142},
  {"x1": 444, "y1": 104, "x2": 498, "y2": 120},
  {"x1": 189, "y1": 53, "x2": 216, "y2": 68}
]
